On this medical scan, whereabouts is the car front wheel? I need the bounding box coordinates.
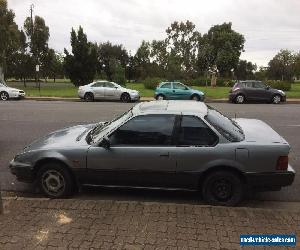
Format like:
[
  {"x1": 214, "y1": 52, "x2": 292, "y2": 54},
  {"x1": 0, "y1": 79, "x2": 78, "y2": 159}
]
[
  {"x1": 121, "y1": 93, "x2": 131, "y2": 103},
  {"x1": 37, "y1": 162, "x2": 74, "y2": 198},
  {"x1": 191, "y1": 94, "x2": 200, "y2": 101},
  {"x1": 272, "y1": 94, "x2": 281, "y2": 104},
  {"x1": 202, "y1": 170, "x2": 244, "y2": 206},
  {"x1": 0, "y1": 91, "x2": 9, "y2": 101}
]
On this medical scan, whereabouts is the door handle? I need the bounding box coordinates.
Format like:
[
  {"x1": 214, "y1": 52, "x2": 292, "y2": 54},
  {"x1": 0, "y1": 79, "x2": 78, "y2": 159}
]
[{"x1": 159, "y1": 153, "x2": 169, "y2": 157}]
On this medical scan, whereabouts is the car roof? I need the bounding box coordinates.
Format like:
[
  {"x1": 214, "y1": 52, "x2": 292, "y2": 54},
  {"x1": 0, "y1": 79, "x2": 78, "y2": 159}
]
[{"x1": 133, "y1": 100, "x2": 208, "y2": 116}]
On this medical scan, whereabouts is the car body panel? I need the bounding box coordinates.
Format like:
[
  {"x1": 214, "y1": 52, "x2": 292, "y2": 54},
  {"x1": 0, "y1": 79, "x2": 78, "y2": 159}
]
[{"x1": 10, "y1": 101, "x2": 295, "y2": 192}]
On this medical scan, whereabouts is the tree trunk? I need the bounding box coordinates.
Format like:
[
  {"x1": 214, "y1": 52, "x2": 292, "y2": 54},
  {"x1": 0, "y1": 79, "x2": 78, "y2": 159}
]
[
  {"x1": 211, "y1": 72, "x2": 217, "y2": 87},
  {"x1": 0, "y1": 66, "x2": 4, "y2": 83}
]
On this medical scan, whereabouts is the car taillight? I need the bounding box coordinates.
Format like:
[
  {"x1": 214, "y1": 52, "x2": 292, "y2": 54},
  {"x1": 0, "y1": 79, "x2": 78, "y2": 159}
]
[
  {"x1": 232, "y1": 87, "x2": 240, "y2": 92},
  {"x1": 276, "y1": 156, "x2": 288, "y2": 170}
]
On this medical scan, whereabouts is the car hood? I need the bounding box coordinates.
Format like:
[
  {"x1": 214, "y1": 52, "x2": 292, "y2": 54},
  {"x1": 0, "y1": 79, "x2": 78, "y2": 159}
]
[
  {"x1": 23, "y1": 124, "x2": 96, "y2": 152},
  {"x1": 4, "y1": 87, "x2": 22, "y2": 92},
  {"x1": 234, "y1": 118, "x2": 288, "y2": 144},
  {"x1": 118, "y1": 86, "x2": 138, "y2": 93}
]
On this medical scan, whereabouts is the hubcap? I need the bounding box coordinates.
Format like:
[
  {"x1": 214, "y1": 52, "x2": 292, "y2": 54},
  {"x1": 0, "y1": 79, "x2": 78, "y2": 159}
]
[
  {"x1": 0, "y1": 93, "x2": 8, "y2": 101},
  {"x1": 212, "y1": 178, "x2": 233, "y2": 201},
  {"x1": 236, "y1": 95, "x2": 244, "y2": 103},
  {"x1": 157, "y1": 95, "x2": 164, "y2": 100},
  {"x1": 42, "y1": 170, "x2": 65, "y2": 196},
  {"x1": 273, "y1": 96, "x2": 281, "y2": 104}
]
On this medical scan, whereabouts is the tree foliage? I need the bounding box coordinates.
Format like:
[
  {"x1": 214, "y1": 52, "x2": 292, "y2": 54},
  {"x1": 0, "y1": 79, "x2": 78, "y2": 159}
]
[{"x1": 64, "y1": 26, "x2": 97, "y2": 86}]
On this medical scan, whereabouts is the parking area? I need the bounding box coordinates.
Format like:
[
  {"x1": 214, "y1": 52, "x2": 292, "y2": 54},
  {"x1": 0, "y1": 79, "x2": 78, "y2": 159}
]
[{"x1": 0, "y1": 100, "x2": 299, "y2": 204}]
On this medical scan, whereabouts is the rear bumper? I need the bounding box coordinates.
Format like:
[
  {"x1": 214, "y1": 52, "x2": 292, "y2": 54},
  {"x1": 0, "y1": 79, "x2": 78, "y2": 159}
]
[
  {"x1": 228, "y1": 93, "x2": 237, "y2": 102},
  {"x1": 245, "y1": 165, "x2": 295, "y2": 191},
  {"x1": 9, "y1": 159, "x2": 35, "y2": 183}
]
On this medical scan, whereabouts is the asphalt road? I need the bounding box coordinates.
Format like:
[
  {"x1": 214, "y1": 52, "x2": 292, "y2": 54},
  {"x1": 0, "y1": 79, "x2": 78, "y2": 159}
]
[{"x1": 0, "y1": 100, "x2": 299, "y2": 204}]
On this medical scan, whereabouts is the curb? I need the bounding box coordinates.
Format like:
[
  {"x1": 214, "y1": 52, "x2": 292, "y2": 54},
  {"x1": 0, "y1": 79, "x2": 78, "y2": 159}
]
[{"x1": 23, "y1": 96, "x2": 300, "y2": 104}]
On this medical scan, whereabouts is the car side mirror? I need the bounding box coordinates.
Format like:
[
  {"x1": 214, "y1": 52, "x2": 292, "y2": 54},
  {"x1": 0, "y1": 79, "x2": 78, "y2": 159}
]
[{"x1": 99, "y1": 136, "x2": 110, "y2": 149}]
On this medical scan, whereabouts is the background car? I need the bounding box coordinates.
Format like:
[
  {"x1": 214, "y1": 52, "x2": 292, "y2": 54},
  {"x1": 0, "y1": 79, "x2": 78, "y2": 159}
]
[
  {"x1": 78, "y1": 80, "x2": 140, "y2": 102},
  {"x1": 155, "y1": 81, "x2": 205, "y2": 101},
  {"x1": 10, "y1": 101, "x2": 295, "y2": 206},
  {"x1": 229, "y1": 80, "x2": 286, "y2": 104},
  {"x1": 0, "y1": 82, "x2": 26, "y2": 101}
]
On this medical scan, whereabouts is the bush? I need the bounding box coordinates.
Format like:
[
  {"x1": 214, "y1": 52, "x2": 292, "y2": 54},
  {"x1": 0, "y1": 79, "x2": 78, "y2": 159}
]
[
  {"x1": 112, "y1": 65, "x2": 126, "y2": 86},
  {"x1": 143, "y1": 77, "x2": 164, "y2": 90},
  {"x1": 266, "y1": 81, "x2": 292, "y2": 91}
]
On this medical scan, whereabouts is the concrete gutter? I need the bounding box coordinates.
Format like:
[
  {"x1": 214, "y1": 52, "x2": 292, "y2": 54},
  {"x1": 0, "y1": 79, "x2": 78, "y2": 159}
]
[{"x1": 24, "y1": 96, "x2": 300, "y2": 104}]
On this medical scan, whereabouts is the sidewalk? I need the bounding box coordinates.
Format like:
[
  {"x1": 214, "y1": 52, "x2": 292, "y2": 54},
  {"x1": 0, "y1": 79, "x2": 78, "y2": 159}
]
[
  {"x1": 0, "y1": 197, "x2": 299, "y2": 249},
  {"x1": 24, "y1": 96, "x2": 300, "y2": 104}
]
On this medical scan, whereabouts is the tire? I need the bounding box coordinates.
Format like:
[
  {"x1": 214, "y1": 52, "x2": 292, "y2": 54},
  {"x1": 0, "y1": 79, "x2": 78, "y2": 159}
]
[
  {"x1": 156, "y1": 94, "x2": 165, "y2": 100},
  {"x1": 121, "y1": 93, "x2": 131, "y2": 103},
  {"x1": 37, "y1": 162, "x2": 74, "y2": 198},
  {"x1": 202, "y1": 170, "x2": 244, "y2": 206},
  {"x1": 191, "y1": 94, "x2": 200, "y2": 101},
  {"x1": 84, "y1": 92, "x2": 94, "y2": 102},
  {"x1": 0, "y1": 91, "x2": 9, "y2": 101},
  {"x1": 272, "y1": 94, "x2": 281, "y2": 104},
  {"x1": 235, "y1": 94, "x2": 245, "y2": 104}
]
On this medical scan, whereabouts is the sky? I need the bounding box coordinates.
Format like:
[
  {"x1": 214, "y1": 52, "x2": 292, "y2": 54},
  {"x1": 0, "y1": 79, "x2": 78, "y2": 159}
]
[{"x1": 8, "y1": 0, "x2": 300, "y2": 67}]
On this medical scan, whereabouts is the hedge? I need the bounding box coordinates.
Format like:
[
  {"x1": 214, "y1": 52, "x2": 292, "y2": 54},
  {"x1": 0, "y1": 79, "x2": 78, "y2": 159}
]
[{"x1": 266, "y1": 81, "x2": 292, "y2": 91}]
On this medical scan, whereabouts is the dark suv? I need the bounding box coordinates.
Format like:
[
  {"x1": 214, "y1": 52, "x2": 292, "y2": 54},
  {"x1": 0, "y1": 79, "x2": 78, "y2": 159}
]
[{"x1": 229, "y1": 80, "x2": 286, "y2": 104}]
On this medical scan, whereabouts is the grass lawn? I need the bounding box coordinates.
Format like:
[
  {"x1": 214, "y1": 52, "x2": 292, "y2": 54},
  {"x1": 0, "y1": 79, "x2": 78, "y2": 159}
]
[{"x1": 6, "y1": 80, "x2": 300, "y2": 99}]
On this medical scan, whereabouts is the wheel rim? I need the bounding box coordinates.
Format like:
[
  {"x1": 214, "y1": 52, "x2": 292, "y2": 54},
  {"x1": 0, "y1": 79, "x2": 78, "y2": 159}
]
[
  {"x1": 236, "y1": 95, "x2": 244, "y2": 103},
  {"x1": 42, "y1": 170, "x2": 66, "y2": 197},
  {"x1": 192, "y1": 96, "x2": 199, "y2": 101},
  {"x1": 157, "y1": 95, "x2": 164, "y2": 100},
  {"x1": 273, "y1": 95, "x2": 281, "y2": 104},
  {"x1": 122, "y1": 94, "x2": 130, "y2": 102},
  {"x1": 212, "y1": 178, "x2": 233, "y2": 201},
  {"x1": 0, "y1": 92, "x2": 8, "y2": 101}
]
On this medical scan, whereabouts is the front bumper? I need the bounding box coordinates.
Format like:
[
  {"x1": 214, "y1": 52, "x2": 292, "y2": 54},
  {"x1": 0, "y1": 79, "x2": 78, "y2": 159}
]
[
  {"x1": 9, "y1": 159, "x2": 35, "y2": 183},
  {"x1": 10, "y1": 91, "x2": 26, "y2": 99},
  {"x1": 245, "y1": 164, "x2": 295, "y2": 191},
  {"x1": 130, "y1": 93, "x2": 140, "y2": 101}
]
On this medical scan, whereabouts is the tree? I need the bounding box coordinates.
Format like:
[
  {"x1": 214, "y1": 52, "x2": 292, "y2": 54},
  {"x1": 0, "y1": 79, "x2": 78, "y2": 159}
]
[
  {"x1": 0, "y1": 0, "x2": 20, "y2": 80},
  {"x1": 133, "y1": 40, "x2": 152, "y2": 80},
  {"x1": 235, "y1": 60, "x2": 257, "y2": 80},
  {"x1": 268, "y1": 49, "x2": 295, "y2": 81},
  {"x1": 64, "y1": 26, "x2": 97, "y2": 86},
  {"x1": 200, "y1": 22, "x2": 245, "y2": 77}
]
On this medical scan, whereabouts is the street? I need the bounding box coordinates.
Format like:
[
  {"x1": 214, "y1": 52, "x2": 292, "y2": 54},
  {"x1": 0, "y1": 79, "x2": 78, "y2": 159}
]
[{"x1": 0, "y1": 100, "x2": 299, "y2": 204}]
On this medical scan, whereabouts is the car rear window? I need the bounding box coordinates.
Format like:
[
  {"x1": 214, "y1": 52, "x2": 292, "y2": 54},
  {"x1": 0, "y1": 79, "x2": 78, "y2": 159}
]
[{"x1": 205, "y1": 106, "x2": 244, "y2": 142}]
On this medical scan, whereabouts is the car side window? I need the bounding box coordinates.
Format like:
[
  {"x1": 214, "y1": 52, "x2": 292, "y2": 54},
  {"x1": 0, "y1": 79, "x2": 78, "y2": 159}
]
[
  {"x1": 245, "y1": 82, "x2": 253, "y2": 88},
  {"x1": 160, "y1": 83, "x2": 171, "y2": 89},
  {"x1": 92, "y1": 82, "x2": 104, "y2": 87},
  {"x1": 105, "y1": 82, "x2": 115, "y2": 88},
  {"x1": 173, "y1": 82, "x2": 187, "y2": 90},
  {"x1": 253, "y1": 82, "x2": 265, "y2": 89},
  {"x1": 109, "y1": 115, "x2": 176, "y2": 146},
  {"x1": 178, "y1": 116, "x2": 218, "y2": 146}
]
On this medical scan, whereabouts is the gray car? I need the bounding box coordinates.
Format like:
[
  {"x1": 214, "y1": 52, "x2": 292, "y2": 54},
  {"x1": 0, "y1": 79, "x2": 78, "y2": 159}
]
[
  {"x1": 10, "y1": 101, "x2": 295, "y2": 206},
  {"x1": 78, "y1": 81, "x2": 140, "y2": 102},
  {"x1": 229, "y1": 80, "x2": 286, "y2": 104}
]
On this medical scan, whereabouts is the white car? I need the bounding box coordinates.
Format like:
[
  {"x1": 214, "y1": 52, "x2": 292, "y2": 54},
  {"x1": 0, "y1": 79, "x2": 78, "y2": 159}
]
[
  {"x1": 0, "y1": 82, "x2": 26, "y2": 101},
  {"x1": 78, "y1": 81, "x2": 140, "y2": 102}
]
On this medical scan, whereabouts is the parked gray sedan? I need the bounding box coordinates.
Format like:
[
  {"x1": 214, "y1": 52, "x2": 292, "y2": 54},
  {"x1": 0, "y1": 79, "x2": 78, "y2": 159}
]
[{"x1": 10, "y1": 101, "x2": 295, "y2": 206}]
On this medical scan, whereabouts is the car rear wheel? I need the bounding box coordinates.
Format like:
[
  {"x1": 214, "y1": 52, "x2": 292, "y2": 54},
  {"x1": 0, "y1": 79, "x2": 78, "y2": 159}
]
[
  {"x1": 121, "y1": 93, "x2": 131, "y2": 103},
  {"x1": 272, "y1": 94, "x2": 281, "y2": 104},
  {"x1": 191, "y1": 94, "x2": 200, "y2": 101},
  {"x1": 235, "y1": 94, "x2": 245, "y2": 104},
  {"x1": 37, "y1": 162, "x2": 74, "y2": 198},
  {"x1": 84, "y1": 92, "x2": 94, "y2": 102},
  {"x1": 0, "y1": 91, "x2": 9, "y2": 101},
  {"x1": 156, "y1": 94, "x2": 165, "y2": 100},
  {"x1": 202, "y1": 170, "x2": 244, "y2": 206}
]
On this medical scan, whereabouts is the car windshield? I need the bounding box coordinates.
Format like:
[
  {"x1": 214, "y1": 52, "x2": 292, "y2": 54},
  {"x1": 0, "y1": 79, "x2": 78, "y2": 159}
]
[
  {"x1": 205, "y1": 106, "x2": 244, "y2": 142},
  {"x1": 87, "y1": 108, "x2": 133, "y2": 144}
]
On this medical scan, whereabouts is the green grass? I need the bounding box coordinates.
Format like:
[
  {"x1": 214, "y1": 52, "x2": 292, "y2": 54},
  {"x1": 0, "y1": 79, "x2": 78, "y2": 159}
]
[{"x1": 6, "y1": 81, "x2": 300, "y2": 99}]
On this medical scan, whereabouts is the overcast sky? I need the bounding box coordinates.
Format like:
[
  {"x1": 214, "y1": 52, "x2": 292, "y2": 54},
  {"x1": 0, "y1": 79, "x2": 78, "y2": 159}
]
[{"x1": 8, "y1": 0, "x2": 300, "y2": 67}]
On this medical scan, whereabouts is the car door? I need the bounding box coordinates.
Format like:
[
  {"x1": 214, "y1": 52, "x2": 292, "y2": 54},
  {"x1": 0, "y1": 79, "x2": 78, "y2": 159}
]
[
  {"x1": 242, "y1": 82, "x2": 256, "y2": 100},
  {"x1": 104, "y1": 82, "x2": 119, "y2": 100},
  {"x1": 172, "y1": 82, "x2": 190, "y2": 100},
  {"x1": 252, "y1": 81, "x2": 271, "y2": 101},
  {"x1": 86, "y1": 114, "x2": 179, "y2": 188},
  {"x1": 91, "y1": 82, "x2": 105, "y2": 99},
  {"x1": 173, "y1": 115, "x2": 219, "y2": 189}
]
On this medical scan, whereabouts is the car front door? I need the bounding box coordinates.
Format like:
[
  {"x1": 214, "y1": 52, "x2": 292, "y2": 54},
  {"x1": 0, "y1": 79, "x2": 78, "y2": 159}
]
[
  {"x1": 91, "y1": 82, "x2": 105, "y2": 99},
  {"x1": 173, "y1": 115, "x2": 219, "y2": 189},
  {"x1": 86, "y1": 114, "x2": 179, "y2": 188},
  {"x1": 252, "y1": 81, "x2": 272, "y2": 101},
  {"x1": 171, "y1": 82, "x2": 190, "y2": 100},
  {"x1": 103, "y1": 82, "x2": 119, "y2": 100}
]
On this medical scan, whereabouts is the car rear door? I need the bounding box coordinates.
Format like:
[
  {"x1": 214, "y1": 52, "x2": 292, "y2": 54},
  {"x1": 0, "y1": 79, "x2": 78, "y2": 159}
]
[
  {"x1": 173, "y1": 115, "x2": 220, "y2": 189},
  {"x1": 91, "y1": 82, "x2": 105, "y2": 99},
  {"x1": 86, "y1": 114, "x2": 179, "y2": 188}
]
